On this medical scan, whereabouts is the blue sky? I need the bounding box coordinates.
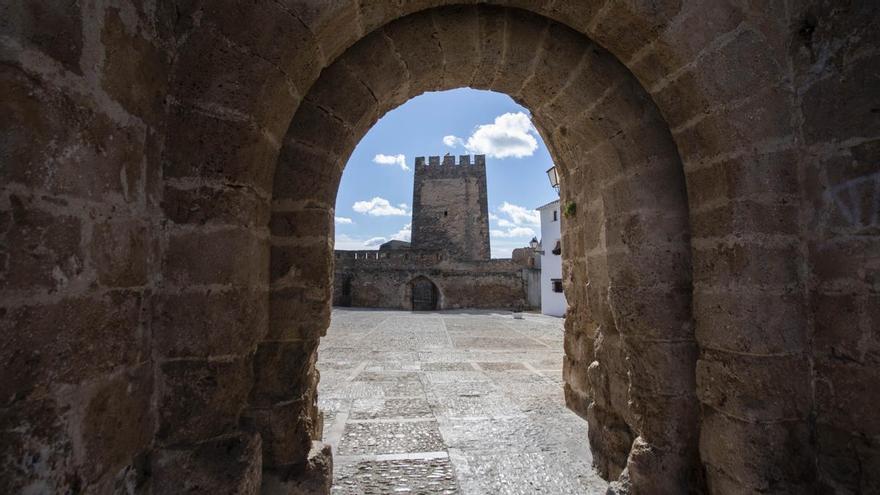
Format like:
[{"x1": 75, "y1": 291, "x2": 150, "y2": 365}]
[{"x1": 334, "y1": 88, "x2": 559, "y2": 258}]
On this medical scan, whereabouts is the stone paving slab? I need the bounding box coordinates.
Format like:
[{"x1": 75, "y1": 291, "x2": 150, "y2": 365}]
[
  {"x1": 318, "y1": 309, "x2": 607, "y2": 494},
  {"x1": 332, "y1": 456, "x2": 459, "y2": 494},
  {"x1": 337, "y1": 420, "x2": 446, "y2": 455}
]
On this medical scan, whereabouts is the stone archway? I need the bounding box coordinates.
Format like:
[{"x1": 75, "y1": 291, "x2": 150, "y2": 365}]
[
  {"x1": 409, "y1": 276, "x2": 440, "y2": 311},
  {"x1": 3, "y1": 1, "x2": 878, "y2": 494},
  {"x1": 269, "y1": 5, "x2": 700, "y2": 492}
]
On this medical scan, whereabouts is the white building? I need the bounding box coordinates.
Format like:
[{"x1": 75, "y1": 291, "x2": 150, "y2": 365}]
[{"x1": 536, "y1": 199, "x2": 567, "y2": 317}]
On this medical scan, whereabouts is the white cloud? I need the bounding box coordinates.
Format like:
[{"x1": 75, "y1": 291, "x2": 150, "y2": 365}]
[
  {"x1": 390, "y1": 223, "x2": 412, "y2": 242},
  {"x1": 352, "y1": 197, "x2": 409, "y2": 216},
  {"x1": 492, "y1": 239, "x2": 531, "y2": 259},
  {"x1": 489, "y1": 201, "x2": 539, "y2": 246},
  {"x1": 443, "y1": 135, "x2": 463, "y2": 147},
  {"x1": 372, "y1": 153, "x2": 410, "y2": 171},
  {"x1": 334, "y1": 234, "x2": 367, "y2": 250},
  {"x1": 363, "y1": 237, "x2": 387, "y2": 248},
  {"x1": 334, "y1": 216, "x2": 353, "y2": 225},
  {"x1": 443, "y1": 112, "x2": 539, "y2": 159},
  {"x1": 491, "y1": 227, "x2": 536, "y2": 238},
  {"x1": 498, "y1": 201, "x2": 540, "y2": 227}
]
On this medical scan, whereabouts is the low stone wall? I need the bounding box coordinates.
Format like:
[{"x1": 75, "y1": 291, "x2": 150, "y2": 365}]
[{"x1": 333, "y1": 252, "x2": 530, "y2": 310}]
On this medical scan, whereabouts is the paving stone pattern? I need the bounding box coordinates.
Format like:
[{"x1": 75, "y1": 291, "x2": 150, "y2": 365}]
[{"x1": 318, "y1": 309, "x2": 608, "y2": 494}]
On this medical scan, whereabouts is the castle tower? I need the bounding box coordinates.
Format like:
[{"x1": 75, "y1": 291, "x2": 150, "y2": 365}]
[{"x1": 411, "y1": 154, "x2": 491, "y2": 260}]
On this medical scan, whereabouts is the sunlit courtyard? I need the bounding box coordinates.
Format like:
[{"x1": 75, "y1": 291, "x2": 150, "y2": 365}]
[{"x1": 317, "y1": 309, "x2": 607, "y2": 494}]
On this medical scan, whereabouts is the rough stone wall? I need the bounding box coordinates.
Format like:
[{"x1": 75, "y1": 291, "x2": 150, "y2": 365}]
[
  {"x1": 2, "y1": 2, "x2": 878, "y2": 494},
  {"x1": 790, "y1": 3, "x2": 880, "y2": 492},
  {"x1": 333, "y1": 251, "x2": 529, "y2": 310},
  {"x1": 1, "y1": 2, "x2": 173, "y2": 492},
  {"x1": 411, "y1": 155, "x2": 491, "y2": 260}
]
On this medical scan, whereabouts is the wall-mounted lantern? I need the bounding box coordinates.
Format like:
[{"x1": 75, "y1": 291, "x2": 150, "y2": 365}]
[{"x1": 546, "y1": 166, "x2": 560, "y2": 192}]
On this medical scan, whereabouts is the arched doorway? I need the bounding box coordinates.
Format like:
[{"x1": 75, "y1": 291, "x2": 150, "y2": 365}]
[
  {"x1": 410, "y1": 277, "x2": 439, "y2": 311},
  {"x1": 7, "y1": 1, "x2": 875, "y2": 493}
]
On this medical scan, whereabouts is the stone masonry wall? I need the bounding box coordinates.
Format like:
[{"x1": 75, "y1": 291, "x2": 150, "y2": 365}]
[
  {"x1": 333, "y1": 251, "x2": 529, "y2": 310},
  {"x1": 2, "y1": 2, "x2": 878, "y2": 494},
  {"x1": 411, "y1": 155, "x2": 491, "y2": 260}
]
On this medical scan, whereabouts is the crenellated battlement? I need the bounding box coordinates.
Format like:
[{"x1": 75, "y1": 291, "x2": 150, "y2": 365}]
[
  {"x1": 414, "y1": 154, "x2": 486, "y2": 169},
  {"x1": 411, "y1": 152, "x2": 490, "y2": 260}
]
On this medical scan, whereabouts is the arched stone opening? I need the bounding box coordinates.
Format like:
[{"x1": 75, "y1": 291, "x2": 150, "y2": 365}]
[
  {"x1": 409, "y1": 276, "x2": 441, "y2": 311},
  {"x1": 267, "y1": 5, "x2": 699, "y2": 492},
  {"x1": 4, "y1": 1, "x2": 877, "y2": 494}
]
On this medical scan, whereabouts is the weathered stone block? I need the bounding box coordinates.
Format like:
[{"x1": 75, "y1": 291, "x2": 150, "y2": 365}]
[
  {"x1": 341, "y1": 28, "x2": 410, "y2": 114},
  {"x1": 383, "y1": 11, "x2": 445, "y2": 95},
  {"x1": 1, "y1": 195, "x2": 84, "y2": 292},
  {"x1": 242, "y1": 401, "x2": 312, "y2": 467},
  {"x1": 697, "y1": 352, "x2": 812, "y2": 422},
  {"x1": 270, "y1": 243, "x2": 333, "y2": 288},
  {"x1": 169, "y1": 24, "x2": 298, "y2": 137},
  {"x1": 809, "y1": 237, "x2": 880, "y2": 289},
  {"x1": 0, "y1": 2, "x2": 83, "y2": 74},
  {"x1": 694, "y1": 291, "x2": 807, "y2": 355},
  {"x1": 699, "y1": 410, "x2": 814, "y2": 491},
  {"x1": 282, "y1": 0, "x2": 360, "y2": 61},
  {"x1": 692, "y1": 241, "x2": 800, "y2": 288},
  {"x1": 673, "y1": 87, "x2": 793, "y2": 163},
  {"x1": 162, "y1": 184, "x2": 270, "y2": 228},
  {"x1": 0, "y1": 293, "x2": 144, "y2": 404},
  {"x1": 163, "y1": 227, "x2": 268, "y2": 287},
  {"x1": 684, "y1": 150, "x2": 799, "y2": 208},
  {"x1": 163, "y1": 103, "x2": 279, "y2": 191},
  {"x1": 286, "y1": 99, "x2": 355, "y2": 159},
  {"x1": 156, "y1": 357, "x2": 252, "y2": 445},
  {"x1": 261, "y1": 441, "x2": 333, "y2": 495},
  {"x1": 249, "y1": 340, "x2": 318, "y2": 408},
  {"x1": 155, "y1": 289, "x2": 268, "y2": 358},
  {"x1": 493, "y1": 9, "x2": 547, "y2": 96},
  {"x1": 79, "y1": 364, "x2": 153, "y2": 483},
  {"x1": 590, "y1": 0, "x2": 681, "y2": 64},
  {"x1": 273, "y1": 142, "x2": 344, "y2": 201},
  {"x1": 691, "y1": 199, "x2": 800, "y2": 238},
  {"x1": 607, "y1": 287, "x2": 693, "y2": 342},
  {"x1": 90, "y1": 220, "x2": 149, "y2": 288},
  {"x1": 627, "y1": 341, "x2": 697, "y2": 397},
  {"x1": 269, "y1": 287, "x2": 331, "y2": 341},
  {"x1": 434, "y1": 5, "x2": 482, "y2": 85},
  {"x1": 587, "y1": 403, "x2": 635, "y2": 481},
  {"x1": 815, "y1": 358, "x2": 880, "y2": 437},
  {"x1": 198, "y1": 0, "x2": 322, "y2": 93},
  {"x1": 152, "y1": 432, "x2": 262, "y2": 494},
  {"x1": 606, "y1": 246, "x2": 691, "y2": 288},
  {"x1": 630, "y1": 394, "x2": 699, "y2": 450},
  {"x1": 101, "y1": 7, "x2": 169, "y2": 123},
  {"x1": 802, "y1": 52, "x2": 880, "y2": 145},
  {"x1": 0, "y1": 397, "x2": 76, "y2": 493},
  {"x1": 305, "y1": 61, "x2": 378, "y2": 133},
  {"x1": 815, "y1": 423, "x2": 880, "y2": 494},
  {"x1": 269, "y1": 207, "x2": 334, "y2": 240},
  {"x1": 0, "y1": 67, "x2": 145, "y2": 202}
]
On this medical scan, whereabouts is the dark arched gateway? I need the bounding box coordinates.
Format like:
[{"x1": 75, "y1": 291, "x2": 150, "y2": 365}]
[{"x1": 411, "y1": 277, "x2": 439, "y2": 311}]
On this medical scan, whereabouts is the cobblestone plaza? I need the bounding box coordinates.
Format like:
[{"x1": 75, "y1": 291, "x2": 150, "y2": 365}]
[{"x1": 317, "y1": 309, "x2": 608, "y2": 494}]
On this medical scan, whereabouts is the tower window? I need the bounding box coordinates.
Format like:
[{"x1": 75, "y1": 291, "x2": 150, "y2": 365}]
[
  {"x1": 553, "y1": 210, "x2": 558, "y2": 221},
  {"x1": 444, "y1": 210, "x2": 448, "y2": 217},
  {"x1": 551, "y1": 279, "x2": 563, "y2": 293}
]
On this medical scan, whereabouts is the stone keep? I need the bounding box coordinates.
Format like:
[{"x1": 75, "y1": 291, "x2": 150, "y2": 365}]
[{"x1": 411, "y1": 155, "x2": 490, "y2": 260}]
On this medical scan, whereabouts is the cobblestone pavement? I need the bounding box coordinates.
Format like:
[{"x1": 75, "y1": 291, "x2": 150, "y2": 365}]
[{"x1": 318, "y1": 309, "x2": 608, "y2": 494}]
